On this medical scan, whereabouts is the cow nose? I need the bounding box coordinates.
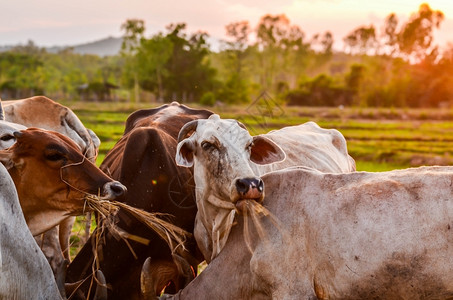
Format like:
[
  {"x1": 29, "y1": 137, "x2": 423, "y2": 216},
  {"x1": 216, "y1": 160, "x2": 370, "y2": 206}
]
[
  {"x1": 103, "y1": 181, "x2": 127, "y2": 199},
  {"x1": 235, "y1": 177, "x2": 264, "y2": 199}
]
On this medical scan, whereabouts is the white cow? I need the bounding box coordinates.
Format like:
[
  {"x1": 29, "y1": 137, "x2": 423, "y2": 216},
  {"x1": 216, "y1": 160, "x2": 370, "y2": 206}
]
[
  {"x1": 162, "y1": 166, "x2": 453, "y2": 299},
  {"x1": 175, "y1": 114, "x2": 355, "y2": 262},
  {"x1": 0, "y1": 162, "x2": 61, "y2": 299}
]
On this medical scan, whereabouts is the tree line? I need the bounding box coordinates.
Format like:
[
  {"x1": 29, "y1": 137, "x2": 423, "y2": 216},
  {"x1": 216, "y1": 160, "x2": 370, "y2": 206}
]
[{"x1": 1, "y1": 3, "x2": 452, "y2": 108}]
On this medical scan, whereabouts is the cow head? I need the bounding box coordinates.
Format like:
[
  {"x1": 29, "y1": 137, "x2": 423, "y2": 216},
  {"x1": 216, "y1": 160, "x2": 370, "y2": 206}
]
[
  {"x1": 0, "y1": 128, "x2": 126, "y2": 235},
  {"x1": 0, "y1": 120, "x2": 27, "y2": 150},
  {"x1": 0, "y1": 99, "x2": 26, "y2": 149},
  {"x1": 176, "y1": 114, "x2": 286, "y2": 205}
]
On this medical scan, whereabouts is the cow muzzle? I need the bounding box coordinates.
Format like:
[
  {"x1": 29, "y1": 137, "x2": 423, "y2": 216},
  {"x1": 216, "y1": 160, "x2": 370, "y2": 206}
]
[
  {"x1": 102, "y1": 181, "x2": 127, "y2": 200},
  {"x1": 234, "y1": 177, "x2": 264, "y2": 201}
]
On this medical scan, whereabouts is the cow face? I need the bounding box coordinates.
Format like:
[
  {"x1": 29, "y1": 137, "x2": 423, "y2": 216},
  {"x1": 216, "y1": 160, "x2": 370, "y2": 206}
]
[
  {"x1": 176, "y1": 114, "x2": 285, "y2": 204},
  {"x1": 0, "y1": 128, "x2": 126, "y2": 235},
  {"x1": 0, "y1": 120, "x2": 26, "y2": 150}
]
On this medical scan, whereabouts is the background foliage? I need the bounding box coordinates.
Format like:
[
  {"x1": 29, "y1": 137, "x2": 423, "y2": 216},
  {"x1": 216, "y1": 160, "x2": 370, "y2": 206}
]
[{"x1": 1, "y1": 3, "x2": 453, "y2": 109}]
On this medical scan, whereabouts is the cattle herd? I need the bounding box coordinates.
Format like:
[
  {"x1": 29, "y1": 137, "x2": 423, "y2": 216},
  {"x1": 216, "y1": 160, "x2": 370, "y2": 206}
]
[{"x1": 1, "y1": 96, "x2": 453, "y2": 299}]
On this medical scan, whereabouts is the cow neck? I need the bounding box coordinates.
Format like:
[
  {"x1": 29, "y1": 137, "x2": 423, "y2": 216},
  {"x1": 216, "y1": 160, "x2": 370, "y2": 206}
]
[
  {"x1": 196, "y1": 191, "x2": 236, "y2": 263},
  {"x1": 25, "y1": 209, "x2": 68, "y2": 236}
]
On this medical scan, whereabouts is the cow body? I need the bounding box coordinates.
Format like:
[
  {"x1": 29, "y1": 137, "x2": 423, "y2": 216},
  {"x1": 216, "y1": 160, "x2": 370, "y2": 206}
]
[
  {"x1": 67, "y1": 102, "x2": 213, "y2": 299},
  {"x1": 165, "y1": 166, "x2": 453, "y2": 299},
  {"x1": 0, "y1": 162, "x2": 61, "y2": 299},
  {"x1": 176, "y1": 115, "x2": 355, "y2": 262},
  {"x1": 260, "y1": 121, "x2": 356, "y2": 173}
]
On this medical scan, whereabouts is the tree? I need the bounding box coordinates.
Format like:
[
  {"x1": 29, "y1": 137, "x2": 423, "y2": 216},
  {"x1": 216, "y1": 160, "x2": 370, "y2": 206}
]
[
  {"x1": 220, "y1": 21, "x2": 252, "y2": 103},
  {"x1": 136, "y1": 34, "x2": 173, "y2": 101},
  {"x1": 120, "y1": 19, "x2": 145, "y2": 54},
  {"x1": 382, "y1": 13, "x2": 399, "y2": 56},
  {"x1": 0, "y1": 52, "x2": 44, "y2": 98},
  {"x1": 162, "y1": 23, "x2": 216, "y2": 102},
  {"x1": 255, "y1": 14, "x2": 309, "y2": 92},
  {"x1": 320, "y1": 31, "x2": 334, "y2": 56},
  {"x1": 398, "y1": 3, "x2": 444, "y2": 61},
  {"x1": 120, "y1": 19, "x2": 145, "y2": 102},
  {"x1": 343, "y1": 25, "x2": 378, "y2": 55}
]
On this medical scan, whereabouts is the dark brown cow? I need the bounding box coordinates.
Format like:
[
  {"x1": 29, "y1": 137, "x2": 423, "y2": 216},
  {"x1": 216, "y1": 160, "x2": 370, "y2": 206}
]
[
  {"x1": 67, "y1": 102, "x2": 213, "y2": 299},
  {"x1": 0, "y1": 128, "x2": 126, "y2": 236}
]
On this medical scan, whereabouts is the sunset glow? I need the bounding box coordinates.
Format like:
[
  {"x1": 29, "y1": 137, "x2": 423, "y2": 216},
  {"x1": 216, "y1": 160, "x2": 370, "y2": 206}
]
[{"x1": 1, "y1": 0, "x2": 452, "y2": 50}]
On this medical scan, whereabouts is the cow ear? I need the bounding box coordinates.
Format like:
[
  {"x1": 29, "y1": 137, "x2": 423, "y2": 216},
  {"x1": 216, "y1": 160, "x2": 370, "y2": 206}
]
[
  {"x1": 250, "y1": 136, "x2": 286, "y2": 165},
  {"x1": 176, "y1": 139, "x2": 195, "y2": 167},
  {"x1": 0, "y1": 150, "x2": 14, "y2": 170}
]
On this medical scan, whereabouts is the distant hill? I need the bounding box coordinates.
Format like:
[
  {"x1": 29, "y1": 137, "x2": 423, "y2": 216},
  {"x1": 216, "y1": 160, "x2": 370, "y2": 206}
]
[
  {"x1": 0, "y1": 35, "x2": 223, "y2": 56},
  {"x1": 0, "y1": 36, "x2": 123, "y2": 57},
  {"x1": 47, "y1": 36, "x2": 123, "y2": 56},
  {"x1": 71, "y1": 36, "x2": 123, "y2": 56}
]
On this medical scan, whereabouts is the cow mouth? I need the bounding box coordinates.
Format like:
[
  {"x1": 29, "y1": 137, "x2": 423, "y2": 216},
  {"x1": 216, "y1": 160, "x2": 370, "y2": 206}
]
[{"x1": 235, "y1": 197, "x2": 264, "y2": 214}]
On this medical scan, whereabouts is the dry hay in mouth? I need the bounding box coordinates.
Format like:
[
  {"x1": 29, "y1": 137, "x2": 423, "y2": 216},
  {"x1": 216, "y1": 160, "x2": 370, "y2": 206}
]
[
  {"x1": 238, "y1": 199, "x2": 285, "y2": 254},
  {"x1": 83, "y1": 194, "x2": 190, "y2": 254}
]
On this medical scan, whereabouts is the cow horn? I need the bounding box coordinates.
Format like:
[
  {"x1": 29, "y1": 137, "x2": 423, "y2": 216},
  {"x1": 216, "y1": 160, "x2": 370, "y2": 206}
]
[
  {"x1": 93, "y1": 270, "x2": 108, "y2": 300},
  {"x1": 178, "y1": 120, "x2": 199, "y2": 142},
  {"x1": 0, "y1": 99, "x2": 4, "y2": 121},
  {"x1": 236, "y1": 120, "x2": 247, "y2": 130},
  {"x1": 141, "y1": 257, "x2": 155, "y2": 300}
]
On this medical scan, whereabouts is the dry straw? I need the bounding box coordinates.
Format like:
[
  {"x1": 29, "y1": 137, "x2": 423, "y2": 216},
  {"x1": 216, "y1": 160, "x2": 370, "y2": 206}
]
[
  {"x1": 74, "y1": 195, "x2": 192, "y2": 299},
  {"x1": 83, "y1": 194, "x2": 190, "y2": 252},
  {"x1": 238, "y1": 200, "x2": 284, "y2": 254}
]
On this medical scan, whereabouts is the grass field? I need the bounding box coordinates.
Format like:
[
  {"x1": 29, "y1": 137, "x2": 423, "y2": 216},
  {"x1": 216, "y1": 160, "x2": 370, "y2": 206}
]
[
  {"x1": 66, "y1": 100, "x2": 453, "y2": 172},
  {"x1": 66, "y1": 101, "x2": 453, "y2": 256}
]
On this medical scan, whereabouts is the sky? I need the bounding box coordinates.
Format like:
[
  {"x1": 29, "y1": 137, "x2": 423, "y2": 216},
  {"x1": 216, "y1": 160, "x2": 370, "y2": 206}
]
[{"x1": 1, "y1": 0, "x2": 453, "y2": 51}]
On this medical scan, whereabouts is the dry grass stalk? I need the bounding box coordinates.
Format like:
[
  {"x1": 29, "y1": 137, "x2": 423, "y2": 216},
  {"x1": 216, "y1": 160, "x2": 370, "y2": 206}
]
[
  {"x1": 240, "y1": 200, "x2": 285, "y2": 254},
  {"x1": 83, "y1": 194, "x2": 190, "y2": 253},
  {"x1": 75, "y1": 194, "x2": 192, "y2": 298}
]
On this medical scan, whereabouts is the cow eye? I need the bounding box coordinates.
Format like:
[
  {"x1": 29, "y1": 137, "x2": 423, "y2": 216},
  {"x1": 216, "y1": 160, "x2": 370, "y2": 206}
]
[
  {"x1": 201, "y1": 141, "x2": 214, "y2": 151},
  {"x1": 0, "y1": 135, "x2": 14, "y2": 141},
  {"x1": 246, "y1": 142, "x2": 253, "y2": 151},
  {"x1": 45, "y1": 152, "x2": 66, "y2": 162}
]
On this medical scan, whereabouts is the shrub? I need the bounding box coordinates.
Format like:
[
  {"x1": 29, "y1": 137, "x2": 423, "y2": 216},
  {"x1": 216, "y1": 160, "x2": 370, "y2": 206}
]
[{"x1": 200, "y1": 91, "x2": 216, "y2": 106}]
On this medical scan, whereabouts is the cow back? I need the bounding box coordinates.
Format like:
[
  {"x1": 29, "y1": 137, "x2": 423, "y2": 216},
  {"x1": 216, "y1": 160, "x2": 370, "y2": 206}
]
[{"x1": 256, "y1": 121, "x2": 356, "y2": 174}]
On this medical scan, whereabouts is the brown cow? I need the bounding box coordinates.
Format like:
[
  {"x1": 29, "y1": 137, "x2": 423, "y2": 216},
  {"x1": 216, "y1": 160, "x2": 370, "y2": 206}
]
[
  {"x1": 2, "y1": 95, "x2": 100, "y2": 257},
  {"x1": 0, "y1": 128, "x2": 126, "y2": 236},
  {"x1": 0, "y1": 97, "x2": 99, "y2": 296},
  {"x1": 67, "y1": 102, "x2": 213, "y2": 299}
]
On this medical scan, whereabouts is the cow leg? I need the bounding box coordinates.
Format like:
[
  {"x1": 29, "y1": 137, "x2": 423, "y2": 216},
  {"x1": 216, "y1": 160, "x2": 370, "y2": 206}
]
[
  {"x1": 83, "y1": 212, "x2": 92, "y2": 244},
  {"x1": 35, "y1": 226, "x2": 68, "y2": 299},
  {"x1": 59, "y1": 216, "x2": 75, "y2": 261}
]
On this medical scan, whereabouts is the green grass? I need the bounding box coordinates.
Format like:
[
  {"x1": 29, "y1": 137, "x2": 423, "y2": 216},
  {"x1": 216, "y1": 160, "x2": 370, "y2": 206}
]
[{"x1": 68, "y1": 101, "x2": 453, "y2": 171}]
